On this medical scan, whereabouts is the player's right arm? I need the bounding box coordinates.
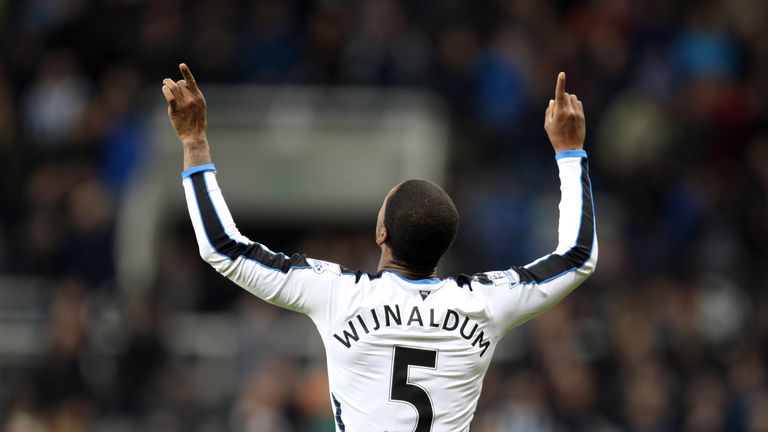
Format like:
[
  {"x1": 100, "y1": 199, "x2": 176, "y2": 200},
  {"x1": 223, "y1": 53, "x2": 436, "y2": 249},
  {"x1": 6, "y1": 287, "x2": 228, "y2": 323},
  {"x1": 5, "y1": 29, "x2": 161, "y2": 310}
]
[
  {"x1": 481, "y1": 73, "x2": 598, "y2": 334},
  {"x1": 162, "y1": 64, "x2": 334, "y2": 320}
]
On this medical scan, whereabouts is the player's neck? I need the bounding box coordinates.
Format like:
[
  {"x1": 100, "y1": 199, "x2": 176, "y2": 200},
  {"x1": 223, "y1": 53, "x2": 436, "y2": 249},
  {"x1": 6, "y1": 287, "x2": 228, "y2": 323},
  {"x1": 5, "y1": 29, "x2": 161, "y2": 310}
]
[
  {"x1": 382, "y1": 265, "x2": 438, "y2": 281},
  {"x1": 378, "y1": 249, "x2": 437, "y2": 280}
]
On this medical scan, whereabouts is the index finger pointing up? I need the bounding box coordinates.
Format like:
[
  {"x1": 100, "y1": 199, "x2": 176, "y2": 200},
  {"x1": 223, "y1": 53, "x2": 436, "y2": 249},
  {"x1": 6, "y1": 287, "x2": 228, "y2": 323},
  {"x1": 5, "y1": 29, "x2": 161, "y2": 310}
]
[
  {"x1": 555, "y1": 72, "x2": 566, "y2": 104},
  {"x1": 179, "y1": 63, "x2": 198, "y2": 92}
]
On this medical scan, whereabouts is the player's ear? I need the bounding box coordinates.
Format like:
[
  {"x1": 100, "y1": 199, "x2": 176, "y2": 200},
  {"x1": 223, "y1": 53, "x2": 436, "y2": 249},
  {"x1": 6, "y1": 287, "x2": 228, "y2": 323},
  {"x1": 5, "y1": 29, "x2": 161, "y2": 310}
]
[{"x1": 376, "y1": 226, "x2": 388, "y2": 246}]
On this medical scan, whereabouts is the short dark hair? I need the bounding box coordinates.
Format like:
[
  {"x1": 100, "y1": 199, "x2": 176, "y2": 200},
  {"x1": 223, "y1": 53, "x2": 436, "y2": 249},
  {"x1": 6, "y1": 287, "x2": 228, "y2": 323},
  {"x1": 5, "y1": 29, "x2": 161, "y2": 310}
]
[{"x1": 384, "y1": 179, "x2": 459, "y2": 269}]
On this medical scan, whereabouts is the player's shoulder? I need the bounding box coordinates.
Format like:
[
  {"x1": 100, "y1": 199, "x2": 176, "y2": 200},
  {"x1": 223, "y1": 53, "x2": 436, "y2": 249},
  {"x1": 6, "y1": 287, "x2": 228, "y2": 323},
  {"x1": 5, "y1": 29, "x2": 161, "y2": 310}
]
[
  {"x1": 297, "y1": 258, "x2": 361, "y2": 282},
  {"x1": 303, "y1": 257, "x2": 344, "y2": 276},
  {"x1": 453, "y1": 269, "x2": 520, "y2": 290},
  {"x1": 300, "y1": 258, "x2": 379, "y2": 285}
]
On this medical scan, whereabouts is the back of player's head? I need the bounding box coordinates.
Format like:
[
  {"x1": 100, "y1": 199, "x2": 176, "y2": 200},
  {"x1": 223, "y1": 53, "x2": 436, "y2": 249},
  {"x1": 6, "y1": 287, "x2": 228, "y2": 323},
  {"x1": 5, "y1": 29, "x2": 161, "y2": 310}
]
[{"x1": 384, "y1": 179, "x2": 459, "y2": 269}]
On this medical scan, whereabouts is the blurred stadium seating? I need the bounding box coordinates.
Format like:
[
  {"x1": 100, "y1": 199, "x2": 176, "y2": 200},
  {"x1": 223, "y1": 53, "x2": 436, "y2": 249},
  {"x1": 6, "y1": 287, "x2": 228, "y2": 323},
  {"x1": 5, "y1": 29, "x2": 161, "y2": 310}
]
[{"x1": 1, "y1": 0, "x2": 767, "y2": 431}]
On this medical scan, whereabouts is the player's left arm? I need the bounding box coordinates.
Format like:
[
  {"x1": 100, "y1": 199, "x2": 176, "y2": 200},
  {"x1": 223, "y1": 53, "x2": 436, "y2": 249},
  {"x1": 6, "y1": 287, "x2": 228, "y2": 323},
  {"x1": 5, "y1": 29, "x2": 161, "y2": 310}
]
[
  {"x1": 163, "y1": 64, "x2": 335, "y2": 320},
  {"x1": 480, "y1": 73, "x2": 598, "y2": 334}
]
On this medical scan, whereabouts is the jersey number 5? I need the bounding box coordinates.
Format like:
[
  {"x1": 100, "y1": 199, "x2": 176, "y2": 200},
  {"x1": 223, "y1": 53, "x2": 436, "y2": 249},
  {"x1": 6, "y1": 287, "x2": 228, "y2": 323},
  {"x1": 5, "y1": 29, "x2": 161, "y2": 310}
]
[{"x1": 390, "y1": 346, "x2": 438, "y2": 432}]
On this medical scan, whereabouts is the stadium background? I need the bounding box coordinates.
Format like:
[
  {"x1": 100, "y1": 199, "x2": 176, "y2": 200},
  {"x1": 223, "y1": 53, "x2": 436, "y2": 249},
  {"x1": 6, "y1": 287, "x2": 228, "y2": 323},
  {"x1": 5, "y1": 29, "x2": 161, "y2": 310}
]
[{"x1": 1, "y1": 0, "x2": 768, "y2": 430}]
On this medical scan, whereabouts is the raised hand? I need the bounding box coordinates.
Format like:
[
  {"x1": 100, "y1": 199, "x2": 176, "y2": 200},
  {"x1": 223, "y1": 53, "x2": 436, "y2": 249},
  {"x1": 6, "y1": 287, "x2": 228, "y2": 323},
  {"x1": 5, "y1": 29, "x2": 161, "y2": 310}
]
[
  {"x1": 162, "y1": 63, "x2": 207, "y2": 145},
  {"x1": 544, "y1": 72, "x2": 586, "y2": 153}
]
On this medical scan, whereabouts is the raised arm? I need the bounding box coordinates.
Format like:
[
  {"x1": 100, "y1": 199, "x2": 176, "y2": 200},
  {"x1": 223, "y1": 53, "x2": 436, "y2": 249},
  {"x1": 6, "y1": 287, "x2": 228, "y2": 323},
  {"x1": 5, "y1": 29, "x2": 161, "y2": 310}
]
[
  {"x1": 162, "y1": 64, "x2": 335, "y2": 319},
  {"x1": 481, "y1": 73, "x2": 597, "y2": 333}
]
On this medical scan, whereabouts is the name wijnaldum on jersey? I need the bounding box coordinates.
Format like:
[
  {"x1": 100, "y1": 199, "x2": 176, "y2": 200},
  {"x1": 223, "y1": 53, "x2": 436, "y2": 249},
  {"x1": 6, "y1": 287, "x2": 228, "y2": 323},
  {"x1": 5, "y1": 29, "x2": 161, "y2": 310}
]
[{"x1": 332, "y1": 304, "x2": 492, "y2": 356}]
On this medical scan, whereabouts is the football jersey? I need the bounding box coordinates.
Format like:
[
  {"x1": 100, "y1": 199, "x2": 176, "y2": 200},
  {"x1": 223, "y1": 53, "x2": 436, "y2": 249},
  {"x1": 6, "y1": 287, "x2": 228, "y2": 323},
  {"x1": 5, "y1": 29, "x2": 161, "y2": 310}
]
[{"x1": 181, "y1": 150, "x2": 597, "y2": 431}]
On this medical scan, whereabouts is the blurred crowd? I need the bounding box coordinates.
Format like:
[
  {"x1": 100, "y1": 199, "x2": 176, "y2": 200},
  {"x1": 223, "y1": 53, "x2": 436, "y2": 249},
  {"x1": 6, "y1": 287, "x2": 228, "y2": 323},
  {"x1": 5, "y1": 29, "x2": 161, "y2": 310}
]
[{"x1": 1, "y1": 0, "x2": 768, "y2": 431}]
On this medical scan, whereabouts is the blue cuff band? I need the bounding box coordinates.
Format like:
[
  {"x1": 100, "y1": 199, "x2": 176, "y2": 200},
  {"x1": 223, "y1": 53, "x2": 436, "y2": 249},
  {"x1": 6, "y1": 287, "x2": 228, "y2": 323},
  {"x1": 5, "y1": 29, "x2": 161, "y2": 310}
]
[
  {"x1": 181, "y1": 163, "x2": 216, "y2": 179},
  {"x1": 555, "y1": 150, "x2": 587, "y2": 160}
]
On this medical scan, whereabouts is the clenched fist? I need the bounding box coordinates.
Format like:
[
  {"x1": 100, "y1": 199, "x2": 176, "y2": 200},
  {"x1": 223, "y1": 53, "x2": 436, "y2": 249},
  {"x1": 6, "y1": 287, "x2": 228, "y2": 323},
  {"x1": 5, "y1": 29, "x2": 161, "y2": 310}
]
[
  {"x1": 162, "y1": 63, "x2": 207, "y2": 145},
  {"x1": 544, "y1": 72, "x2": 586, "y2": 153}
]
